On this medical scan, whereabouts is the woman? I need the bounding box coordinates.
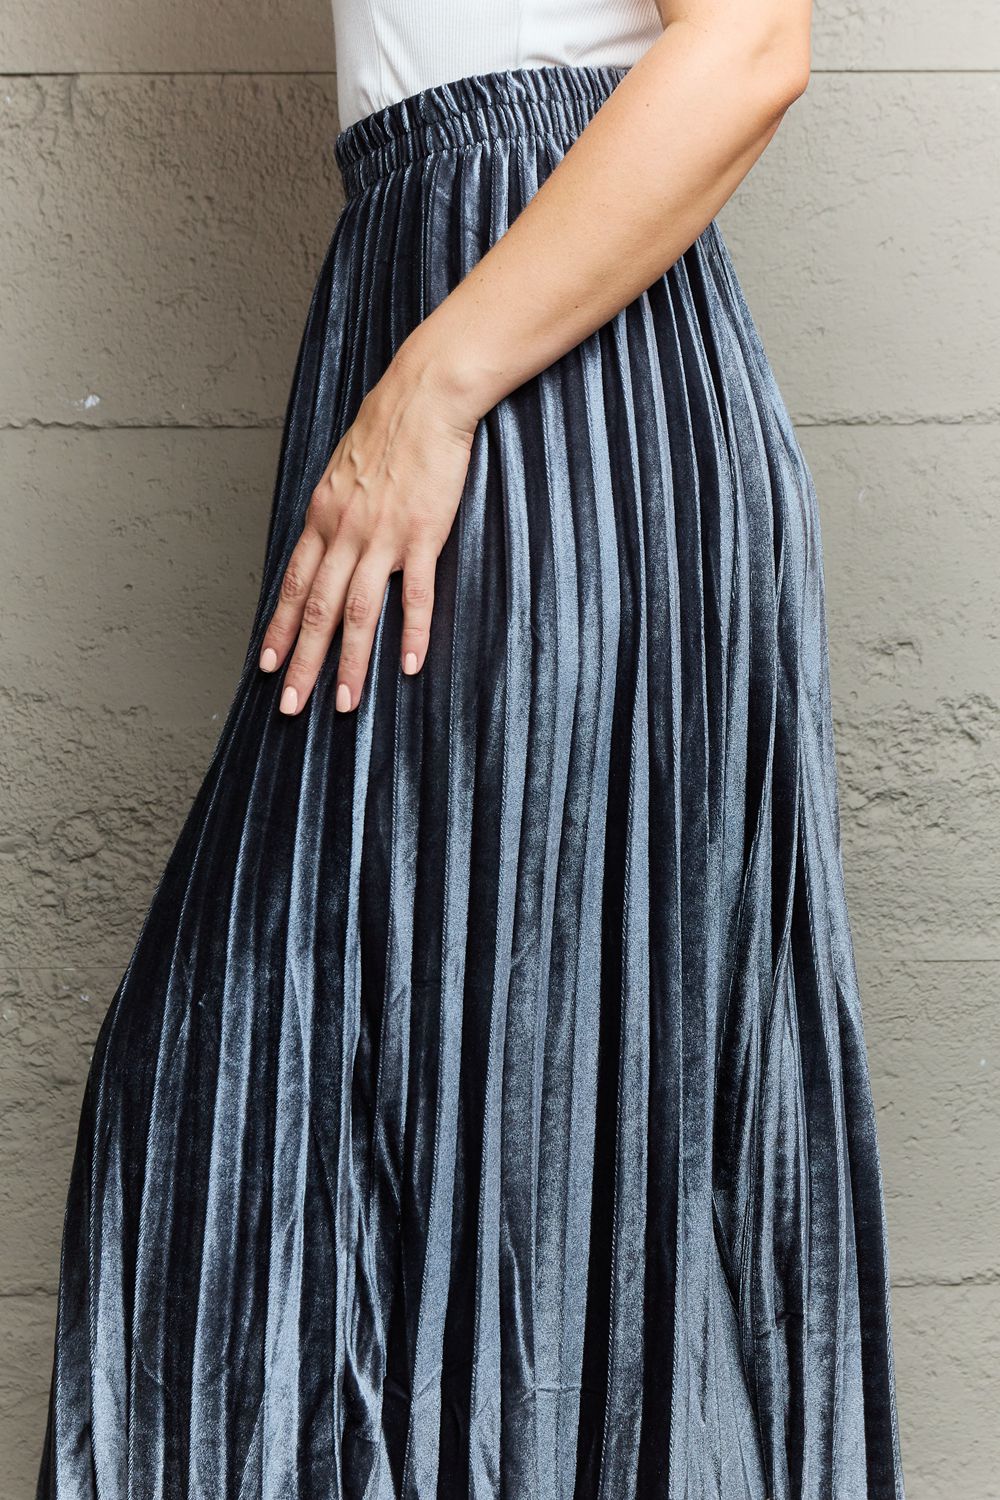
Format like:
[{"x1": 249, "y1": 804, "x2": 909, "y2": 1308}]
[{"x1": 36, "y1": 0, "x2": 906, "y2": 1496}]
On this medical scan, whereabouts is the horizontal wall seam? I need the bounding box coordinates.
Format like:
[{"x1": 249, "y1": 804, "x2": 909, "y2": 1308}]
[
  {"x1": 2, "y1": 1278, "x2": 993, "y2": 1301},
  {"x1": 1, "y1": 67, "x2": 1000, "y2": 79},
  {"x1": 3, "y1": 418, "x2": 1000, "y2": 434}
]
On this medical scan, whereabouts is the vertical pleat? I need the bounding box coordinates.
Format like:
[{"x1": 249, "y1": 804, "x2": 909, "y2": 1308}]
[{"x1": 36, "y1": 63, "x2": 905, "y2": 1500}]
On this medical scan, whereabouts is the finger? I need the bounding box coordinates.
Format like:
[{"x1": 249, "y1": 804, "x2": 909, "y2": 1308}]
[
  {"x1": 279, "y1": 544, "x2": 359, "y2": 715},
  {"x1": 259, "y1": 528, "x2": 325, "y2": 673},
  {"x1": 335, "y1": 552, "x2": 394, "y2": 713},
  {"x1": 400, "y1": 549, "x2": 436, "y2": 676}
]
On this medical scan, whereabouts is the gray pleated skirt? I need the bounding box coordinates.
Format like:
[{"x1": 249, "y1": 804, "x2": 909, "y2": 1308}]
[{"x1": 37, "y1": 63, "x2": 905, "y2": 1500}]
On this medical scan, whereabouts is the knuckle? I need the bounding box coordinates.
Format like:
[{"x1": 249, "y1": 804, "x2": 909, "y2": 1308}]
[
  {"x1": 345, "y1": 590, "x2": 372, "y2": 627},
  {"x1": 403, "y1": 578, "x2": 432, "y2": 609},
  {"x1": 307, "y1": 483, "x2": 335, "y2": 525},
  {"x1": 280, "y1": 565, "x2": 306, "y2": 603},
  {"x1": 302, "y1": 594, "x2": 332, "y2": 629}
]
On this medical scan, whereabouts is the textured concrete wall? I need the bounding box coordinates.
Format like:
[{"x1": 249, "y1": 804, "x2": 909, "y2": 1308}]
[{"x1": 1, "y1": 2, "x2": 997, "y2": 1494}]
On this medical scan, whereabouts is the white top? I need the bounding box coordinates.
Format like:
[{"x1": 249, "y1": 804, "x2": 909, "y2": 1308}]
[{"x1": 332, "y1": 0, "x2": 664, "y2": 130}]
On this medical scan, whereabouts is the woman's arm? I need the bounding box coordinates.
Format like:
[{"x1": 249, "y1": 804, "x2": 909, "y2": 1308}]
[
  {"x1": 262, "y1": 0, "x2": 811, "y2": 715},
  {"x1": 403, "y1": 0, "x2": 810, "y2": 418}
]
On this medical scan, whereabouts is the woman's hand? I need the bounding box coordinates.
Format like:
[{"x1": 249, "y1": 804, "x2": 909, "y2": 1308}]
[{"x1": 259, "y1": 344, "x2": 478, "y2": 715}]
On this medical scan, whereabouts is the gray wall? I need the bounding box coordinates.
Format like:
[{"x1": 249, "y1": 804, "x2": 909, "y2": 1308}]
[{"x1": 1, "y1": 1, "x2": 997, "y2": 1494}]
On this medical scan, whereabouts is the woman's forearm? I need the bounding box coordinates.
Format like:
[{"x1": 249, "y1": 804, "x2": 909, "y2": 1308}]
[{"x1": 397, "y1": 3, "x2": 811, "y2": 420}]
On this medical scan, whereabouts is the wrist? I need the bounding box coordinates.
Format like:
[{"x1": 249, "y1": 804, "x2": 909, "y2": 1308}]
[{"x1": 390, "y1": 318, "x2": 506, "y2": 427}]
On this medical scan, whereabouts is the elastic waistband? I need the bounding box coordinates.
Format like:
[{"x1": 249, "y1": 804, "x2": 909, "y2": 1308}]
[{"x1": 334, "y1": 64, "x2": 628, "y2": 198}]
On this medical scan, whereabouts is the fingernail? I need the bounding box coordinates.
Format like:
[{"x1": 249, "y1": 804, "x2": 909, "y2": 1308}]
[
  {"x1": 260, "y1": 647, "x2": 277, "y2": 672},
  {"x1": 336, "y1": 683, "x2": 352, "y2": 713},
  {"x1": 280, "y1": 686, "x2": 298, "y2": 715},
  {"x1": 403, "y1": 652, "x2": 418, "y2": 676}
]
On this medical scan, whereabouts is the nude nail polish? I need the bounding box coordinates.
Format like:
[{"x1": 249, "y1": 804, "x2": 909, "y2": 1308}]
[
  {"x1": 336, "y1": 684, "x2": 352, "y2": 713},
  {"x1": 404, "y1": 652, "x2": 418, "y2": 675},
  {"x1": 280, "y1": 686, "x2": 298, "y2": 715},
  {"x1": 260, "y1": 647, "x2": 278, "y2": 672}
]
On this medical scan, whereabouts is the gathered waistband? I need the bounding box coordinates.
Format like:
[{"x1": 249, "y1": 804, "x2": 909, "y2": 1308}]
[{"x1": 334, "y1": 64, "x2": 628, "y2": 199}]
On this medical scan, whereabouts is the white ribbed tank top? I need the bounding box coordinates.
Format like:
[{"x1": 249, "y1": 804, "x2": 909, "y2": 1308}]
[{"x1": 332, "y1": 0, "x2": 664, "y2": 130}]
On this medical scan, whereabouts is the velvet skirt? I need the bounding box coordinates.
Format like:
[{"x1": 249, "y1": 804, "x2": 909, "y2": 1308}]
[{"x1": 36, "y1": 63, "x2": 905, "y2": 1500}]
